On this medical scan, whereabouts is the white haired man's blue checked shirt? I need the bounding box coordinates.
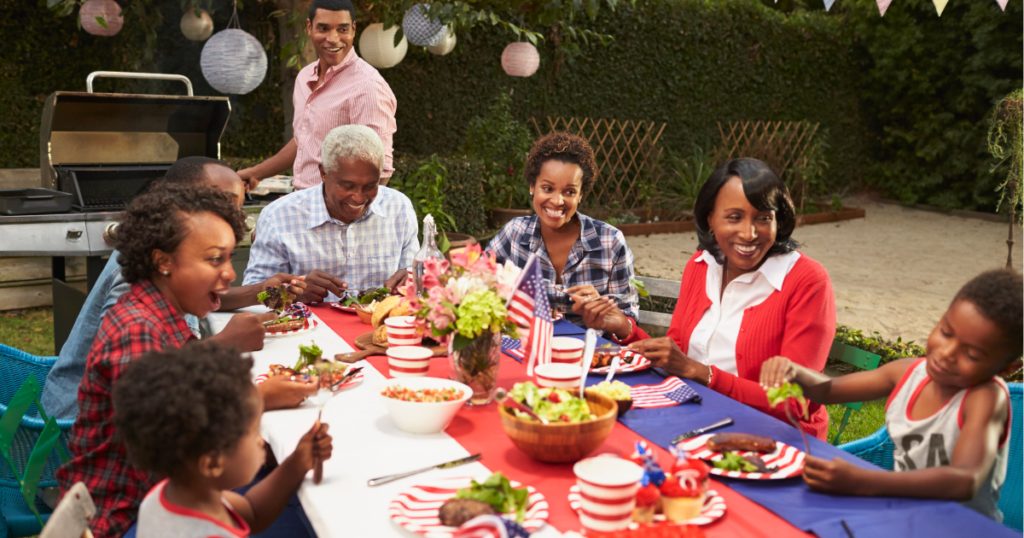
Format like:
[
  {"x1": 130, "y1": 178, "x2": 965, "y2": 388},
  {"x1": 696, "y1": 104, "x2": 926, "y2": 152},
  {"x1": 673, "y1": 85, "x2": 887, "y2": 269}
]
[
  {"x1": 485, "y1": 213, "x2": 639, "y2": 327},
  {"x1": 243, "y1": 185, "x2": 419, "y2": 301}
]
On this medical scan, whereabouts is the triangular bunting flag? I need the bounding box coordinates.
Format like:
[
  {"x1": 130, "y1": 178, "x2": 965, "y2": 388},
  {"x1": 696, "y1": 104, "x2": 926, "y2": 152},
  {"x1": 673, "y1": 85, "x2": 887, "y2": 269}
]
[
  {"x1": 823, "y1": 0, "x2": 835, "y2": 10},
  {"x1": 877, "y1": 0, "x2": 892, "y2": 15},
  {"x1": 933, "y1": 0, "x2": 948, "y2": 15},
  {"x1": 997, "y1": 0, "x2": 1008, "y2": 10}
]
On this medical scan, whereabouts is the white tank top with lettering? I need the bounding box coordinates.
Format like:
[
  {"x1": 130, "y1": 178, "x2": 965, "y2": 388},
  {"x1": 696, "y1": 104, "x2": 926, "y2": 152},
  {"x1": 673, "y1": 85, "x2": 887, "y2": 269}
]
[
  {"x1": 885, "y1": 358, "x2": 1011, "y2": 522},
  {"x1": 137, "y1": 479, "x2": 250, "y2": 538}
]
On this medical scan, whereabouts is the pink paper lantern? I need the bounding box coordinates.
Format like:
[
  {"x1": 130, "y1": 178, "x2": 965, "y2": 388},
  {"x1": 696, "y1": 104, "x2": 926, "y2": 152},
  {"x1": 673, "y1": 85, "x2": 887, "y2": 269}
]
[
  {"x1": 80, "y1": 0, "x2": 124, "y2": 37},
  {"x1": 501, "y1": 42, "x2": 540, "y2": 77}
]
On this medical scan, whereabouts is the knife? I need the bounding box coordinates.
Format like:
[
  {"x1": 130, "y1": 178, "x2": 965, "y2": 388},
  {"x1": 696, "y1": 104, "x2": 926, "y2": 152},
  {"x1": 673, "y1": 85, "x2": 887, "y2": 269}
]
[
  {"x1": 670, "y1": 417, "x2": 735, "y2": 444},
  {"x1": 366, "y1": 454, "x2": 483, "y2": 487}
]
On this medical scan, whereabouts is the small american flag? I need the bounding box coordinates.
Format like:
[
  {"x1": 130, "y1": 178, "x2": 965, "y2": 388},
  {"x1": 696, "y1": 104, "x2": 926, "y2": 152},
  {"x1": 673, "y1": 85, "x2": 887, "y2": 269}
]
[
  {"x1": 630, "y1": 377, "x2": 701, "y2": 408},
  {"x1": 500, "y1": 335, "x2": 524, "y2": 363},
  {"x1": 506, "y1": 254, "x2": 552, "y2": 375},
  {"x1": 453, "y1": 515, "x2": 531, "y2": 538}
]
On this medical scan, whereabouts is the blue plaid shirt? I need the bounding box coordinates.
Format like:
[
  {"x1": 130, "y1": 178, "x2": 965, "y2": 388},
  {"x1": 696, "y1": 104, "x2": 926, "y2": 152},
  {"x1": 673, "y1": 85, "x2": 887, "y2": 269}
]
[
  {"x1": 243, "y1": 185, "x2": 419, "y2": 300},
  {"x1": 486, "y1": 213, "x2": 639, "y2": 326}
]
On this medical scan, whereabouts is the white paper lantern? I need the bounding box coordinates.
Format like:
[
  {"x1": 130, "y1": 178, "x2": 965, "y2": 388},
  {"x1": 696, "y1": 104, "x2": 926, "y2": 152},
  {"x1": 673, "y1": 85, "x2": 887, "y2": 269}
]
[
  {"x1": 359, "y1": 23, "x2": 408, "y2": 69},
  {"x1": 402, "y1": 4, "x2": 447, "y2": 47},
  {"x1": 427, "y1": 29, "x2": 457, "y2": 56},
  {"x1": 180, "y1": 8, "x2": 214, "y2": 41},
  {"x1": 80, "y1": 0, "x2": 123, "y2": 37},
  {"x1": 201, "y1": 29, "x2": 268, "y2": 95},
  {"x1": 501, "y1": 42, "x2": 540, "y2": 77}
]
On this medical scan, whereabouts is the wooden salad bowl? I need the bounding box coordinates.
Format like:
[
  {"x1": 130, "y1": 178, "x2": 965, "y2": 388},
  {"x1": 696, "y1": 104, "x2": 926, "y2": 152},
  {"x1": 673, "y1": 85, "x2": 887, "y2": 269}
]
[{"x1": 498, "y1": 389, "x2": 617, "y2": 463}]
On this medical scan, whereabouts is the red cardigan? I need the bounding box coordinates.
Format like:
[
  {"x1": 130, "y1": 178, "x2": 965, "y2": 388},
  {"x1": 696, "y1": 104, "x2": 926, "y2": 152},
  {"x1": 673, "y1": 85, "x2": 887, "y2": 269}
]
[{"x1": 625, "y1": 251, "x2": 836, "y2": 440}]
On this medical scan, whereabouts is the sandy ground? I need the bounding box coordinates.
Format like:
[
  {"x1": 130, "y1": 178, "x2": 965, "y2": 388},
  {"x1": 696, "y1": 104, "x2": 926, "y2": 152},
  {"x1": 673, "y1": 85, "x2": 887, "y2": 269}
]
[{"x1": 629, "y1": 200, "x2": 1024, "y2": 345}]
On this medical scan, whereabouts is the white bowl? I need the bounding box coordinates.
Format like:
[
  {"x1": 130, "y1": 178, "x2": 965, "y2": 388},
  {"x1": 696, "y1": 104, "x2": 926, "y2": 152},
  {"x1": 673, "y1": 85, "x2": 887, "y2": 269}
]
[
  {"x1": 377, "y1": 377, "x2": 472, "y2": 434},
  {"x1": 535, "y1": 362, "x2": 581, "y2": 389}
]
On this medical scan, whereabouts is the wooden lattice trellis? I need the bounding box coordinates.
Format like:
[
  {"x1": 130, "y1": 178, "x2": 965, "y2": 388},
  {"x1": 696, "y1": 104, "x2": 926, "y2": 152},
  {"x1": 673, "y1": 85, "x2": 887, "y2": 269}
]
[
  {"x1": 714, "y1": 120, "x2": 821, "y2": 207},
  {"x1": 532, "y1": 117, "x2": 666, "y2": 209}
]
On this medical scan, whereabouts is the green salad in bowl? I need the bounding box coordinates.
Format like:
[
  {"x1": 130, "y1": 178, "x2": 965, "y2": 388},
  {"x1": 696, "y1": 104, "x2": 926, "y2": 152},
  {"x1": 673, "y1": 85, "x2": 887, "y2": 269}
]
[{"x1": 508, "y1": 382, "x2": 595, "y2": 423}]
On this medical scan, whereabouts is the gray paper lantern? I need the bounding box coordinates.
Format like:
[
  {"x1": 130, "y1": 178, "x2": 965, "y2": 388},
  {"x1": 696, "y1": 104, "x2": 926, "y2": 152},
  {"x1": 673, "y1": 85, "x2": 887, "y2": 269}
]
[
  {"x1": 402, "y1": 4, "x2": 446, "y2": 47},
  {"x1": 427, "y1": 29, "x2": 456, "y2": 56},
  {"x1": 201, "y1": 29, "x2": 267, "y2": 95}
]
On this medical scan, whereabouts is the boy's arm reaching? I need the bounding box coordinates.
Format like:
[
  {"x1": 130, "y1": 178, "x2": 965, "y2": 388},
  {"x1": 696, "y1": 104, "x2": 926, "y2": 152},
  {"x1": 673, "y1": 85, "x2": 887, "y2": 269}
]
[
  {"x1": 760, "y1": 356, "x2": 916, "y2": 406},
  {"x1": 801, "y1": 380, "x2": 1008, "y2": 500}
]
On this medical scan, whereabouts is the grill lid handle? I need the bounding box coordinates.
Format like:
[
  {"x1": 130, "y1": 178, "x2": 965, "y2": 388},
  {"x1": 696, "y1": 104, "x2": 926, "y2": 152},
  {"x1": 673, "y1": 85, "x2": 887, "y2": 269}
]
[{"x1": 86, "y1": 71, "x2": 194, "y2": 97}]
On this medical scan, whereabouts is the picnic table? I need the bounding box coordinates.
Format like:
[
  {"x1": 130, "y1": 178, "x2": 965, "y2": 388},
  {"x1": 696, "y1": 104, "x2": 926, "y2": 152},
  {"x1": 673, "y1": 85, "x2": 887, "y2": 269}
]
[{"x1": 208, "y1": 304, "x2": 1016, "y2": 538}]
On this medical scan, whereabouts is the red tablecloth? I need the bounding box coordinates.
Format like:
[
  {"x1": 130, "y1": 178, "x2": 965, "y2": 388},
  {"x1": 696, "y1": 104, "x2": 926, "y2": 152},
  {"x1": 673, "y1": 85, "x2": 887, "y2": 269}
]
[{"x1": 314, "y1": 305, "x2": 811, "y2": 537}]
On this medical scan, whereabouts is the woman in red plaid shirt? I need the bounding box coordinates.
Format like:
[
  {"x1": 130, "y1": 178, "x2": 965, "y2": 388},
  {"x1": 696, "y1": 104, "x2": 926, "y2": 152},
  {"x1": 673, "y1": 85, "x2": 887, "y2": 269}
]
[{"x1": 55, "y1": 184, "x2": 249, "y2": 538}]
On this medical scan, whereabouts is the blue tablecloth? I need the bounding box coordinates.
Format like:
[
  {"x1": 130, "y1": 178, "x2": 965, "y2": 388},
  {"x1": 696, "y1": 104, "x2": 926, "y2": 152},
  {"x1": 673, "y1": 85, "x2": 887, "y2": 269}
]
[
  {"x1": 588, "y1": 366, "x2": 1017, "y2": 538},
  {"x1": 553, "y1": 318, "x2": 586, "y2": 335}
]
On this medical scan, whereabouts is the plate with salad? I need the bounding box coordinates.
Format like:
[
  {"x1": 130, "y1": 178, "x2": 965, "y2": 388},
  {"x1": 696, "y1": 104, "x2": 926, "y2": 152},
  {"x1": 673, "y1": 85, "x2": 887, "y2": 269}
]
[{"x1": 388, "y1": 472, "x2": 549, "y2": 537}]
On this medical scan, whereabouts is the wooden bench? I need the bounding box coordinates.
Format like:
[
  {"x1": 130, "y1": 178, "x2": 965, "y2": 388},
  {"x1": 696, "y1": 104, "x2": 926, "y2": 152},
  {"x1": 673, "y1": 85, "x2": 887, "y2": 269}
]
[{"x1": 634, "y1": 276, "x2": 680, "y2": 335}]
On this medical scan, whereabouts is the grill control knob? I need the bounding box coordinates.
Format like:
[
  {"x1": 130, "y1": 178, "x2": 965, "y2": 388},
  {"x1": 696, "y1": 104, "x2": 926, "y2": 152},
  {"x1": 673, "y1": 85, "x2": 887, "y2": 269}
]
[{"x1": 104, "y1": 222, "x2": 120, "y2": 246}]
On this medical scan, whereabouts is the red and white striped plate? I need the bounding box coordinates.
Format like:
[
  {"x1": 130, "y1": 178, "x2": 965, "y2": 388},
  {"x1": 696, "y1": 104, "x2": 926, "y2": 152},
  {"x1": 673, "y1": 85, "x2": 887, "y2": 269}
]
[
  {"x1": 568, "y1": 485, "x2": 726, "y2": 527},
  {"x1": 329, "y1": 302, "x2": 358, "y2": 314},
  {"x1": 589, "y1": 350, "x2": 652, "y2": 374},
  {"x1": 676, "y1": 433, "x2": 805, "y2": 479},
  {"x1": 264, "y1": 318, "x2": 318, "y2": 337},
  {"x1": 253, "y1": 364, "x2": 364, "y2": 390},
  {"x1": 388, "y1": 476, "x2": 549, "y2": 537}
]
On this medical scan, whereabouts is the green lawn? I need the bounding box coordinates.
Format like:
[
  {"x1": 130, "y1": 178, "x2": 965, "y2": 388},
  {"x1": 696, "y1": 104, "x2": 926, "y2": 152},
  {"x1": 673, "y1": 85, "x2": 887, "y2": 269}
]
[
  {"x1": 827, "y1": 398, "x2": 886, "y2": 445},
  {"x1": 0, "y1": 307, "x2": 55, "y2": 357}
]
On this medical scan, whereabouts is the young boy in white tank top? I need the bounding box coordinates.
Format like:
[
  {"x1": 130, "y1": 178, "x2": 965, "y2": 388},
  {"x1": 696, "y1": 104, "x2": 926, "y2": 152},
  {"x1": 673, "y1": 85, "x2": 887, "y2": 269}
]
[{"x1": 760, "y1": 268, "x2": 1022, "y2": 522}]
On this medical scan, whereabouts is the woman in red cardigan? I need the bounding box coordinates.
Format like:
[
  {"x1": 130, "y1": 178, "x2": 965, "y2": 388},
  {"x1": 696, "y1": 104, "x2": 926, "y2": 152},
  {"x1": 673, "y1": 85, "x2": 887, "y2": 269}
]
[{"x1": 584, "y1": 158, "x2": 836, "y2": 440}]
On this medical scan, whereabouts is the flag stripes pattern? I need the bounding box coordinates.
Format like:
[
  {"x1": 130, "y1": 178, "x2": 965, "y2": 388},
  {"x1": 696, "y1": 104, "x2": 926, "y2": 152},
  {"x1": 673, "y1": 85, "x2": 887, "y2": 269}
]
[{"x1": 630, "y1": 377, "x2": 701, "y2": 408}]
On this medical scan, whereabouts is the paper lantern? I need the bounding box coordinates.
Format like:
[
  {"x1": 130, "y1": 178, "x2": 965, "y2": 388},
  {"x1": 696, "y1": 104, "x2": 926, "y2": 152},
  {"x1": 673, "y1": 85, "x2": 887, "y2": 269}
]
[
  {"x1": 501, "y1": 42, "x2": 540, "y2": 77},
  {"x1": 402, "y1": 4, "x2": 447, "y2": 47},
  {"x1": 427, "y1": 29, "x2": 457, "y2": 56},
  {"x1": 80, "y1": 0, "x2": 123, "y2": 37},
  {"x1": 359, "y1": 23, "x2": 408, "y2": 69},
  {"x1": 201, "y1": 29, "x2": 268, "y2": 94},
  {"x1": 180, "y1": 8, "x2": 214, "y2": 41}
]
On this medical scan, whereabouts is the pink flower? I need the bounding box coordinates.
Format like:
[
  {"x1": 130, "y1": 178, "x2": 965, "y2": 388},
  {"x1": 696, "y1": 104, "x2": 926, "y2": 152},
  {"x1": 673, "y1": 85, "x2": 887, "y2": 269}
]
[
  {"x1": 450, "y1": 243, "x2": 482, "y2": 270},
  {"x1": 423, "y1": 257, "x2": 449, "y2": 278}
]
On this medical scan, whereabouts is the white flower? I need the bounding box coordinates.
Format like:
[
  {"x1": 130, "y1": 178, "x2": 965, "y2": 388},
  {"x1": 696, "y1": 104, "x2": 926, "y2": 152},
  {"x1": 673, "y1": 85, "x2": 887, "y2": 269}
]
[
  {"x1": 496, "y1": 260, "x2": 522, "y2": 300},
  {"x1": 446, "y1": 275, "x2": 487, "y2": 303}
]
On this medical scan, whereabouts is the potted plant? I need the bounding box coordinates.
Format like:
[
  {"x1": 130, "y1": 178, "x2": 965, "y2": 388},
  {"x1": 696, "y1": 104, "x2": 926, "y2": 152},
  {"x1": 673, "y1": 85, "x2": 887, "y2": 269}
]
[{"x1": 462, "y1": 91, "x2": 535, "y2": 229}]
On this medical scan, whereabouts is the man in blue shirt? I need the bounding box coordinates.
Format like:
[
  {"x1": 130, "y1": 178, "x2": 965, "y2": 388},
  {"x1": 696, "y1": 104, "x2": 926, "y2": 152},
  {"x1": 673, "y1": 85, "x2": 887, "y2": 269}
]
[{"x1": 41, "y1": 157, "x2": 317, "y2": 419}]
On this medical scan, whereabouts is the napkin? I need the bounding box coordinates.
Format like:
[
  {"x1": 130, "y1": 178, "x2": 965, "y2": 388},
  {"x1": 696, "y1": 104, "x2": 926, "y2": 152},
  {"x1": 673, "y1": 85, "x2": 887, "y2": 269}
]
[
  {"x1": 501, "y1": 335, "x2": 525, "y2": 363},
  {"x1": 630, "y1": 377, "x2": 701, "y2": 408}
]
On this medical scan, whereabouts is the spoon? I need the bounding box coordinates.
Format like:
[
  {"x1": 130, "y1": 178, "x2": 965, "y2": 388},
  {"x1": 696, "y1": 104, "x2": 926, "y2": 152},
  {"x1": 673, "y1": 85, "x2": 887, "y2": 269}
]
[
  {"x1": 604, "y1": 355, "x2": 621, "y2": 384},
  {"x1": 495, "y1": 388, "x2": 548, "y2": 425},
  {"x1": 580, "y1": 329, "x2": 597, "y2": 398}
]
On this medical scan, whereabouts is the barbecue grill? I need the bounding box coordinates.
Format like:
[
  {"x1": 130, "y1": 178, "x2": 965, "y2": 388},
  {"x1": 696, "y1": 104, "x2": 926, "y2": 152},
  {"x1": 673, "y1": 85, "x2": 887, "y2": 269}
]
[{"x1": 0, "y1": 72, "x2": 262, "y2": 350}]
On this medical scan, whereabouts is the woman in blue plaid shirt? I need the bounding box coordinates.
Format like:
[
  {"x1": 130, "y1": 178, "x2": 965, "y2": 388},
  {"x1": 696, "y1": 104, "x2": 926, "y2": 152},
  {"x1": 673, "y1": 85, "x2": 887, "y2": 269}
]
[{"x1": 485, "y1": 133, "x2": 640, "y2": 339}]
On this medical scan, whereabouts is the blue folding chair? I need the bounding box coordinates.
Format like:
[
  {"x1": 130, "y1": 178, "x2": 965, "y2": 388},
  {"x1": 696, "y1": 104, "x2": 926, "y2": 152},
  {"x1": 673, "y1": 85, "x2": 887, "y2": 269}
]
[
  {"x1": 0, "y1": 344, "x2": 75, "y2": 538},
  {"x1": 839, "y1": 382, "x2": 1022, "y2": 532}
]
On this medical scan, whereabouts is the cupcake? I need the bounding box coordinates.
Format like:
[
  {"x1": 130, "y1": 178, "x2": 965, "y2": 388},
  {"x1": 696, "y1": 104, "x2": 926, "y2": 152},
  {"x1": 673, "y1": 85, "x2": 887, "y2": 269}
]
[
  {"x1": 671, "y1": 455, "x2": 711, "y2": 491},
  {"x1": 633, "y1": 482, "x2": 660, "y2": 524},
  {"x1": 660, "y1": 472, "x2": 704, "y2": 522}
]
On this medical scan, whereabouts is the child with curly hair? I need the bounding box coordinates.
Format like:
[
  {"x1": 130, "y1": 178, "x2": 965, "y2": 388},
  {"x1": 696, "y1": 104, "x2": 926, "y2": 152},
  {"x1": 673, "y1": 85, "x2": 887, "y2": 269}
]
[
  {"x1": 113, "y1": 342, "x2": 332, "y2": 537},
  {"x1": 760, "y1": 268, "x2": 1022, "y2": 521}
]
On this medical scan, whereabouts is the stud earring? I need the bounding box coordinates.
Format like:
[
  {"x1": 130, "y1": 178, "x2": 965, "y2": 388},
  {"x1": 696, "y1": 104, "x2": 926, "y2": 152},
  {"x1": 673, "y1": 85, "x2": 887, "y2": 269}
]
[{"x1": 162, "y1": 271, "x2": 169, "y2": 276}]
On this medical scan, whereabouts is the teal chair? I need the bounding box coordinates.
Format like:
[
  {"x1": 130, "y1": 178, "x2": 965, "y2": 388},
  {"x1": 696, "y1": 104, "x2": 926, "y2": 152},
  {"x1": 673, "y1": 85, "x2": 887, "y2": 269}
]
[
  {"x1": 828, "y1": 341, "x2": 882, "y2": 445},
  {"x1": 0, "y1": 344, "x2": 75, "y2": 538},
  {"x1": 839, "y1": 382, "x2": 1023, "y2": 532}
]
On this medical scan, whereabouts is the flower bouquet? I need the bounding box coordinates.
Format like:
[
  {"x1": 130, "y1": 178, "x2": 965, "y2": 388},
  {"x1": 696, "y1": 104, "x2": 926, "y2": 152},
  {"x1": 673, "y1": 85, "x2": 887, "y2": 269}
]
[{"x1": 400, "y1": 244, "x2": 522, "y2": 404}]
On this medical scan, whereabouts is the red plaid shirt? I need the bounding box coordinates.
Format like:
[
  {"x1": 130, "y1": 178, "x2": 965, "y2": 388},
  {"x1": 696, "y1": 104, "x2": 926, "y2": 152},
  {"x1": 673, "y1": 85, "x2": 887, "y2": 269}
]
[{"x1": 55, "y1": 280, "x2": 196, "y2": 538}]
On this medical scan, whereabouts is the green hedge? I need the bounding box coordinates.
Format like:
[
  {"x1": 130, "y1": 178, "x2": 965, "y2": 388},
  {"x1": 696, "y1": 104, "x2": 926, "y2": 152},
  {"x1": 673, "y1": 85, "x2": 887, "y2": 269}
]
[
  {"x1": 846, "y1": 0, "x2": 1023, "y2": 211},
  {"x1": 390, "y1": 153, "x2": 489, "y2": 237},
  {"x1": 379, "y1": 0, "x2": 867, "y2": 191}
]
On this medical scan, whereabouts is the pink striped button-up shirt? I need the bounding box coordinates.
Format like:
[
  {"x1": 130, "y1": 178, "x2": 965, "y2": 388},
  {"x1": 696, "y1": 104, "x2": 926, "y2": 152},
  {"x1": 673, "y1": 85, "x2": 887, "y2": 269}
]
[{"x1": 292, "y1": 51, "x2": 397, "y2": 189}]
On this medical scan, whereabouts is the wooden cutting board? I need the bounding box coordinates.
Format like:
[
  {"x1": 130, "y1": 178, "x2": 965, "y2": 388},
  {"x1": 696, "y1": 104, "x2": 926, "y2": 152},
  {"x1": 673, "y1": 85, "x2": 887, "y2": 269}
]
[{"x1": 334, "y1": 332, "x2": 446, "y2": 363}]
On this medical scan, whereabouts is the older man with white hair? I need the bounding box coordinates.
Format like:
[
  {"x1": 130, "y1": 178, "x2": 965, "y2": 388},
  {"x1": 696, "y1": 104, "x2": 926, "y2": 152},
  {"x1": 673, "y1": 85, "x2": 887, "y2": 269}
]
[{"x1": 243, "y1": 125, "x2": 418, "y2": 302}]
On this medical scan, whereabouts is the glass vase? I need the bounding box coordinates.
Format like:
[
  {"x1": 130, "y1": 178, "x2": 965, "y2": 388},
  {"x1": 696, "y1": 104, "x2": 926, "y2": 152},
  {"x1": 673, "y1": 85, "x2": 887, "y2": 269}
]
[{"x1": 448, "y1": 330, "x2": 502, "y2": 405}]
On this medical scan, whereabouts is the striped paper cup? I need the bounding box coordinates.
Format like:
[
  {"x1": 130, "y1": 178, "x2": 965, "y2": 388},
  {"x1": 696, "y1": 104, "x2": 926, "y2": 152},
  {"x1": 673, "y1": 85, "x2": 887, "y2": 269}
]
[
  {"x1": 551, "y1": 337, "x2": 585, "y2": 365},
  {"x1": 573, "y1": 457, "x2": 643, "y2": 533},
  {"x1": 534, "y1": 363, "x2": 581, "y2": 390},
  {"x1": 386, "y1": 346, "x2": 433, "y2": 377},
  {"x1": 385, "y1": 316, "x2": 422, "y2": 346}
]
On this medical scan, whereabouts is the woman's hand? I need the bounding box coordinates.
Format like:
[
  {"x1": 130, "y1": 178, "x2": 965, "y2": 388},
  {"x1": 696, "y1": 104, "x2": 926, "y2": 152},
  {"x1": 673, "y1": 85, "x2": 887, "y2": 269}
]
[
  {"x1": 288, "y1": 421, "x2": 333, "y2": 473},
  {"x1": 627, "y1": 337, "x2": 712, "y2": 385},
  {"x1": 802, "y1": 455, "x2": 869, "y2": 495},
  {"x1": 760, "y1": 356, "x2": 797, "y2": 389},
  {"x1": 257, "y1": 374, "x2": 318, "y2": 411},
  {"x1": 566, "y1": 286, "x2": 633, "y2": 339}
]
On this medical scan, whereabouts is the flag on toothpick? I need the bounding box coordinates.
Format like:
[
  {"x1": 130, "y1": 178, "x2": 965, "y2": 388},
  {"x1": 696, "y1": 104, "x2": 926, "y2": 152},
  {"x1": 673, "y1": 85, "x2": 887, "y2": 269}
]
[
  {"x1": 506, "y1": 254, "x2": 553, "y2": 376},
  {"x1": 933, "y1": 0, "x2": 948, "y2": 15},
  {"x1": 997, "y1": 0, "x2": 1008, "y2": 10},
  {"x1": 877, "y1": 0, "x2": 892, "y2": 16},
  {"x1": 823, "y1": 0, "x2": 835, "y2": 11}
]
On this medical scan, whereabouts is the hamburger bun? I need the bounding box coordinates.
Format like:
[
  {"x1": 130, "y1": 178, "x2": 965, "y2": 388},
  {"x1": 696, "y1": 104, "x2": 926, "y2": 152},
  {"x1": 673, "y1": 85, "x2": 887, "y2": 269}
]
[
  {"x1": 371, "y1": 325, "x2": 389, "y2": 347},
  {"x1": 371, "y1": 295, "x2": 403, "y2": 328}
]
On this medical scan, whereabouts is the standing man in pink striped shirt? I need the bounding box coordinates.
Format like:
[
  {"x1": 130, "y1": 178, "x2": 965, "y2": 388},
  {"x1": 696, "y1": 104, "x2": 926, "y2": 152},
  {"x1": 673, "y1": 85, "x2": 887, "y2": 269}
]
[{"x1": 238, "y1": 0, "x2": 398, "y2": 191}]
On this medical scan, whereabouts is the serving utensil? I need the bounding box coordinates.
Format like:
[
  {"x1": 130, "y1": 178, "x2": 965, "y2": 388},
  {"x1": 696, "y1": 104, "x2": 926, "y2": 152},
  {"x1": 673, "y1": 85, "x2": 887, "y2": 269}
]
[
  {"x1": 671, "y1": 417, "x2": 734, "y2": 444},
  {"x1": 580, "y1": 329, "x2": 598, "y2": 398},
  {"x1": 366, "y1": 453, "x2": 482, "y2": 487},
  {"x1": 495, "y1": 387, "x2": 548, "y2": 425},
  {"x1": 604, "y1": 355, "x2": 621, "y2": 383},
  {"x1": 312, "y1": 365, "x2": 363, "y2": 484}
]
